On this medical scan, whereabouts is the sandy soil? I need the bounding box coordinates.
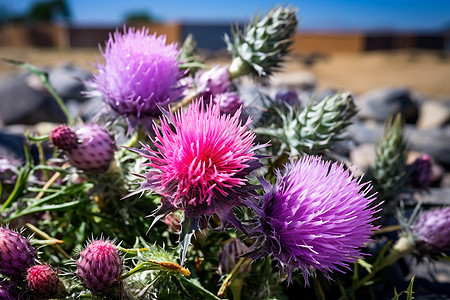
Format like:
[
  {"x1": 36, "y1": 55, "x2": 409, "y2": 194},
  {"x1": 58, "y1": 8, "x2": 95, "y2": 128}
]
[{"x1": 1, "y1": 47, "x2": 449, "y2": 99}]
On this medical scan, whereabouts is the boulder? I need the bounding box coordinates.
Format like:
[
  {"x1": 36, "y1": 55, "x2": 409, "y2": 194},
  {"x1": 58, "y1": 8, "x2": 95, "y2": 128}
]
[
  {"x1": 416, "y1": 100, "x2": 450, "y2": 129},
  {"x1": 356, "y1": 87, "x2": 421, "y2": 124}
]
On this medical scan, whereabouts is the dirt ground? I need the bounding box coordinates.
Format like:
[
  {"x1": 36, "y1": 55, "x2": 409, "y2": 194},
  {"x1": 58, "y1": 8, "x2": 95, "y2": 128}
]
[{"x1": 1, "y1": 47, "x2": 449, "y2": 99}]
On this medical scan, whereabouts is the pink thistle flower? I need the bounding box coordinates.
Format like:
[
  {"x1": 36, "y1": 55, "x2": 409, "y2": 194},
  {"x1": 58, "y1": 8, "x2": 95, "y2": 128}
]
[
  {"x1": 26, "y1": 264, "x2": 63, "y2": 299},
  {"x1": 247, "y1": 156, "x2": 380, "y2": 285},
  {"x1": 128, "y1": 98, "x2": 264, "y2": 231},
  {"x1": 90, "y1": 27, "x2": 184, "y2": 133}
]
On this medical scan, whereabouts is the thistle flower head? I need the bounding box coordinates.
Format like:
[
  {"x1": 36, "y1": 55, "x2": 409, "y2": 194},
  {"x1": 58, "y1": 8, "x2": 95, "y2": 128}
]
[
  {"x1": 0, "y1": 154, "x2": 21, "y2": 184},
  {"x1": 90, "y1": 27, "x2": 184, "y2": 132},
  {"x1": 412, "y1": 207, "x2": 450, "y2": 252},
  {"x1": 0, "y1": 282, "x2": 19, "y2": 300},
  {"x1": 249, "y1": 156, "x2": 379, "y2": 284},
  {"x1": 196, "y1": 65, "x2": 231, "y2": 97},
  {"x1": 226, "y1": 5, "x2": 298, "y2": 78},
  {"x1": 407, "y1": 154, "x2": 432, "y2": 188},
  {"x1": 49, "y1": 124, "x2": 78, "y2": 150},
  {"x1": 129, "y1": 98, "x2": 263, "y2": 229},
  {"x1": 213, "y1": 92, "x2": 243, "y2": 115},
  {"x1": 26, "y1": 264, "x2": 63, "y2": 299},
  {"x1": 51, "y1": 124, "x2": 115, "y2": 172},
  {"x1": 0, "y1": 226, "x2": 37, "y2": 278},
  {"x1": 256, "y1": 93, "x2": 356, "y2": 156},
  {"x1": 76, "y1": 239, "x2": 122, "y2": 293}
]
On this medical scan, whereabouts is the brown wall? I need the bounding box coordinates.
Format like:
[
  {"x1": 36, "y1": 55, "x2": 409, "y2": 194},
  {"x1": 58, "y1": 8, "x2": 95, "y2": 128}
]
[
  {"x1": 0, "y1": 23, "x2": 182, "y2": 49},
  {"x1": 0, "y1": 23, "x2": 68, "y2": 48},
  {"x1": 291, "y1": 32, "x2": 365, "y2": 54}
]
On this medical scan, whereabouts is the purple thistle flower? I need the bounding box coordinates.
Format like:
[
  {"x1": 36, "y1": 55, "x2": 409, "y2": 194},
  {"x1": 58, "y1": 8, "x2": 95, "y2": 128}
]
[
  {"x1": 196, "y1": 65, "x2": 231, "y2": 97},
  {"x1": 50, "y1": 124, "x2": 116, "y2": 172},
  {"x1": 0, "y1": 227, "x2": 37, "y2": 278},
  {"x1": 412, "y1": 207, "x2": 450, "y2": 252},
  {"x1": 128, "y1": 98, "x2": 264, "y2": 231},
  {"x1": 407, "y1": 154, "x2": 432, "y2": 188},
  {"x1": 90, "y1": 27, "x2": 184, "y2": 133},
  {"x1": 213, "y1": 92, "x2": 243, "y2": 115},
  {"x1": 0, "y1": 281, "x2": 20, "y2": 300},
  {"x1": 76, "y1": 239, "x2": 122, "y2": 293},
  {"x1": 248, "y1": 156, "x2": 379, "y2": 284},
  {"x1": 0, "y1": 154, "x2": 21, "y2": 184},
  {"x1": 275, "y1": 90, "x2": 300, "y2": 107}
]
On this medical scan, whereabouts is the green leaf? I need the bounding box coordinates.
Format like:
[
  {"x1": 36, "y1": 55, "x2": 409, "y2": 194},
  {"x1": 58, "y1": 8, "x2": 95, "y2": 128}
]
[{"x1": 7, "y1": 200, "x2": 80, "y2": 220}]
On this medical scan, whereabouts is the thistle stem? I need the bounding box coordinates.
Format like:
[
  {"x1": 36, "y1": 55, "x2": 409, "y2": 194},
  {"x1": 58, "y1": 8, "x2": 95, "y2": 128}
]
[
  {"x1": 217, "y1": 257, "x2": 252, "y2": 298},
  {"x1": 25, "y1": 223, "x2": 71, "y2": 260},
  {"x1": 338, "y1": 236, "x2": 413, "y2": 299},
  {"x1": 2, "y1": 59, "x2": 74, "y2": 125},
  {"x1": 177, "y1": 275, "x2": 222, "y2": 300}
]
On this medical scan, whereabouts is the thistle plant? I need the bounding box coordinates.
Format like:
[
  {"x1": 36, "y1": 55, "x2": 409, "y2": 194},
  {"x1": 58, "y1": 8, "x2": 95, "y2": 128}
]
[
  {"x1": 256, "y1": 93, "x2": 357, "y2": 156},
  {"x1": 407, "y1": 154, "x2": 432, "y2": 188},
  {"x1": 0, "y1": 3, "x2": 432, "y2": 299},
  {"x1": 226, "y1": 5, "x2": 298, "y2": 78},
  {"x1": 369, "y1": 114, "x2": 408, "y2": 205}
]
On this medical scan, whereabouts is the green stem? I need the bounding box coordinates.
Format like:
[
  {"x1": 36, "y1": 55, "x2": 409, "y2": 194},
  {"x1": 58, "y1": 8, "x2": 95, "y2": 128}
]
[
  {"x1": 338, "y1": 236, "x2": 413, "y2": 299},
  {"x1": 26, "y1": 223, "x2": 71, "y2": 260},
  {"x1": 42, "y1": 79, "x2": 74, "y2": 125},
  {"x1": 37, "y1": 142, "x2": 49, "y2": 181},
  {"x1": 178, "y1": 275, "x2": 222, "y2": 300},
  {"x1": 217, "y1": 257, "x2": 252, "y2": 298},
  {"x1": 123, "y1": 126, "x2": 147, "y2": 148},
  {"x1": 2, "y1": 59, "x2": 74, "y2": 125}
]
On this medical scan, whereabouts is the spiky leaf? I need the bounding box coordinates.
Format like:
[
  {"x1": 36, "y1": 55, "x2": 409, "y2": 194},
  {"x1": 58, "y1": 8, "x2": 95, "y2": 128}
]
[
  {"x1": 255, "y1": 93, "x2": 357, "y2": 156},
  {"x1": 226, "y1": 5, "x2": 298, "y2": 78},
  {"x1": 370, "y1": 114, "x2": 408, "y2": 205}
]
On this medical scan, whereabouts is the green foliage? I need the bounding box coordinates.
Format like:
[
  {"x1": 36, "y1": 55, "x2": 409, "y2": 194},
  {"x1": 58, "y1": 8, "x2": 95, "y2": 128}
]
[
  {"x1": 256, "y1": 93, "x2": 357, "y2": 157},
  {"x1": 369, "y1": 114, "x2": 408, "y2": 205}
]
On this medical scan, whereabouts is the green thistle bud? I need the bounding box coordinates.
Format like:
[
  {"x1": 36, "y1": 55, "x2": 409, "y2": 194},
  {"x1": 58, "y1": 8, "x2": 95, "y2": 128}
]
[
  {"x1": 256, "y1": 93, "x2": 357, "y2": 156},
  {"x1": 370, "y1": 114, "x2": 408, "y2": 204},
  {"x1": 178, "y1": 33, "x2": 197, "y2": 63},
  {"x1": 226, "y1": 5, "x2": 298, "y2": 78}
]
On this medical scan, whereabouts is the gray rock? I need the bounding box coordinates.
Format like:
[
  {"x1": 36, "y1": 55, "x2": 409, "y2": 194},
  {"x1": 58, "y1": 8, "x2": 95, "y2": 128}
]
[
  {"x1": 48, "y1": 63, "x2": 91, "y2": 101},
  {"x1": 356, "y1": 87, "x2": 421, "y2": 124},
  {"x1": 270, "y1": 71, "x2": 316, "y2": 91},
  {"x1": 0, "y1": 75, "x2": 66, "y2": 125},
  {"x1": 414, "y1": 188, "x2": 450, "y2": 205},
  {"x1": 417, "y1": 100, "x2": 450, "y2": 129},
  {"x1": 349, "y1": 143, "x2": 376, "y2": 173},
  {"x1": 349, "y1": 121, "x2": 450, "y2": 167}
]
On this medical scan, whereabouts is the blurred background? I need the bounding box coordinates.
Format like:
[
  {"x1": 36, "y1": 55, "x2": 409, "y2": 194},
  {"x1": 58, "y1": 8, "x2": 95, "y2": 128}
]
[
  {"x1": 0, "y1": 0, "x2": 449, "y2": 97},
  {"x1": 0, "y1": 0, "x2": 450, "y2": 143}
]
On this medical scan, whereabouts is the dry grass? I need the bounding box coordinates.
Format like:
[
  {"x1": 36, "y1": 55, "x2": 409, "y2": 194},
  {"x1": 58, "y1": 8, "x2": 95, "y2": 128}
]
[{"x1": 1, "y1": 47, "x2": 449, "y2": 99}]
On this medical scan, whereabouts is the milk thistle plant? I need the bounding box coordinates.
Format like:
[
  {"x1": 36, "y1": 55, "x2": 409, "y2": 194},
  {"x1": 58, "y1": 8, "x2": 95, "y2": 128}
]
[{"x1": 1, "y1": 4, "x2": 437, "y2": 300}]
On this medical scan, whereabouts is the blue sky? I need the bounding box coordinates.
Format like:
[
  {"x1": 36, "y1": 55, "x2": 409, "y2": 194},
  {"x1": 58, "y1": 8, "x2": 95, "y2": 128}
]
[{"x1": 4, "y1": 0, "x2": 450, "y2": 31}]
